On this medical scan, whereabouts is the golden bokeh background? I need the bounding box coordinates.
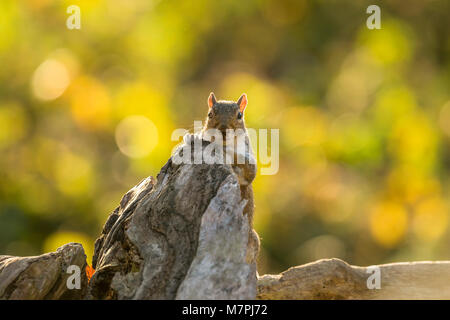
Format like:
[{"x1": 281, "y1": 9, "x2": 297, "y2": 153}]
[{"x1": 0, "y1": 0, "x2": 449, "y2": 274}]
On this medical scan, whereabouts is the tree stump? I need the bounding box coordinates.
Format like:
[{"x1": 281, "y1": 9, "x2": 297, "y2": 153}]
[{"x1": 88, "y1": 136, "x2": 258, "y2": 299}]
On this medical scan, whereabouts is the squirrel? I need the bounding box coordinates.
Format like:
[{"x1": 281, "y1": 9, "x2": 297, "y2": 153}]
[{"x1": 201, "y1": 92, "x2": 260, "y2": 264}]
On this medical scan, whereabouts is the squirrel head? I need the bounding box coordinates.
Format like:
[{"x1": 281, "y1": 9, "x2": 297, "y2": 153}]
[{"x1": 204, "y1": 92, "x2": 248, "y2": 134}]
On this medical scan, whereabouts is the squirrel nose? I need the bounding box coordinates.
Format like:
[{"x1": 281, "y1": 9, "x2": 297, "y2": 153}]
[{"x1": 218, "y1": 125, "x2": 227, "y2": 132}]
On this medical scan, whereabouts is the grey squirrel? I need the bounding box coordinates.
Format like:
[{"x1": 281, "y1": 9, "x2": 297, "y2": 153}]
[{"x1": 202, "y1": 92, "x2": 260, "y2": 264}]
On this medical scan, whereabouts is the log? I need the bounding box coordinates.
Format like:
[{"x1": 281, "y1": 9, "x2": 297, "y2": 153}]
[
  {"x1": 88, "y1": 135, "x2": 257, "y2": 299},
  {"x1": 0, "y1": 243, "x2": 88, "y2": 300},
  {"x1": 257, "y1": 258, "x2": 450, "y2": 300},
  {"x1": 2, "y1": 245, "x2": 449, "y2": 299}
]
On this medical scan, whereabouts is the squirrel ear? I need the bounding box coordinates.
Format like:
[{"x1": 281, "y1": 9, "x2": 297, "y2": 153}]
[
  {"x1": 208, "y1": 92, "x2": 217, "y2": 109},
  {"x1": 237, "y1": 93, "x2": 248, "y2": 112}
]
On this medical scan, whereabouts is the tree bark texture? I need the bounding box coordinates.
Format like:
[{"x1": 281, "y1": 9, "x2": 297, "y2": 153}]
[{"x1": 0, "y1": 243, "x2": 88, "y2": 300}]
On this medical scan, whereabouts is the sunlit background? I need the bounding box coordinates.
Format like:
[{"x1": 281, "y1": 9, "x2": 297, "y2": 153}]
[{"x1": 0, "y1": 0, "x2": 449, "y2": 275}]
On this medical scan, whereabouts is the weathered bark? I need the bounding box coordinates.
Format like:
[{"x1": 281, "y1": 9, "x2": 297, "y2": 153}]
[
  {"x1": 88, "y1": 137, "x2": 257, "y2": 299},
  {"x1": 0, "y1": 243, "x2": 88, "y2": 300},
  {"x1": 2, "y1": 137, "x2": 449, "y2": 300},
  {"x1": 257, "y1": 258, "x2": 450, "y2": 300}
]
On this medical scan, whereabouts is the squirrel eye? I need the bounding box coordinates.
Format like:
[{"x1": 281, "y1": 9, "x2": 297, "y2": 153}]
[
  {"x1": 208, "y1": 112, "x2": 213, "y2": 118},
  {"x1": 237, "y1": 112, "x2": 242, "y2": 120}
]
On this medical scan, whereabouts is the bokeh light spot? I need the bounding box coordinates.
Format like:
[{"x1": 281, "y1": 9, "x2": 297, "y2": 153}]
[
  {"x1": 370, "y1": 201, "x2": 408, "y2": 248},
  {"x1": 115, "y1": 115, "x2": 158, "y2": 158},
  {"x1": 284, "y1": 107, "x2": 326, "y2": 147},
  {"x1": 359, "y1": 20, "x2": 413, "y2": 66},
  {"x1": 413, "y1": 197, "x2": 448, "y2": 242},
  {"x1": 69, "y1": 76, "x2": 111, "y2": 130}
]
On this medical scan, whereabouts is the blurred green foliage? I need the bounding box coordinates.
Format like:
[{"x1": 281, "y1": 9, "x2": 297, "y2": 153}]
[{"x1": 0, "y1": 0, "x2": 449, "y2": 274}]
